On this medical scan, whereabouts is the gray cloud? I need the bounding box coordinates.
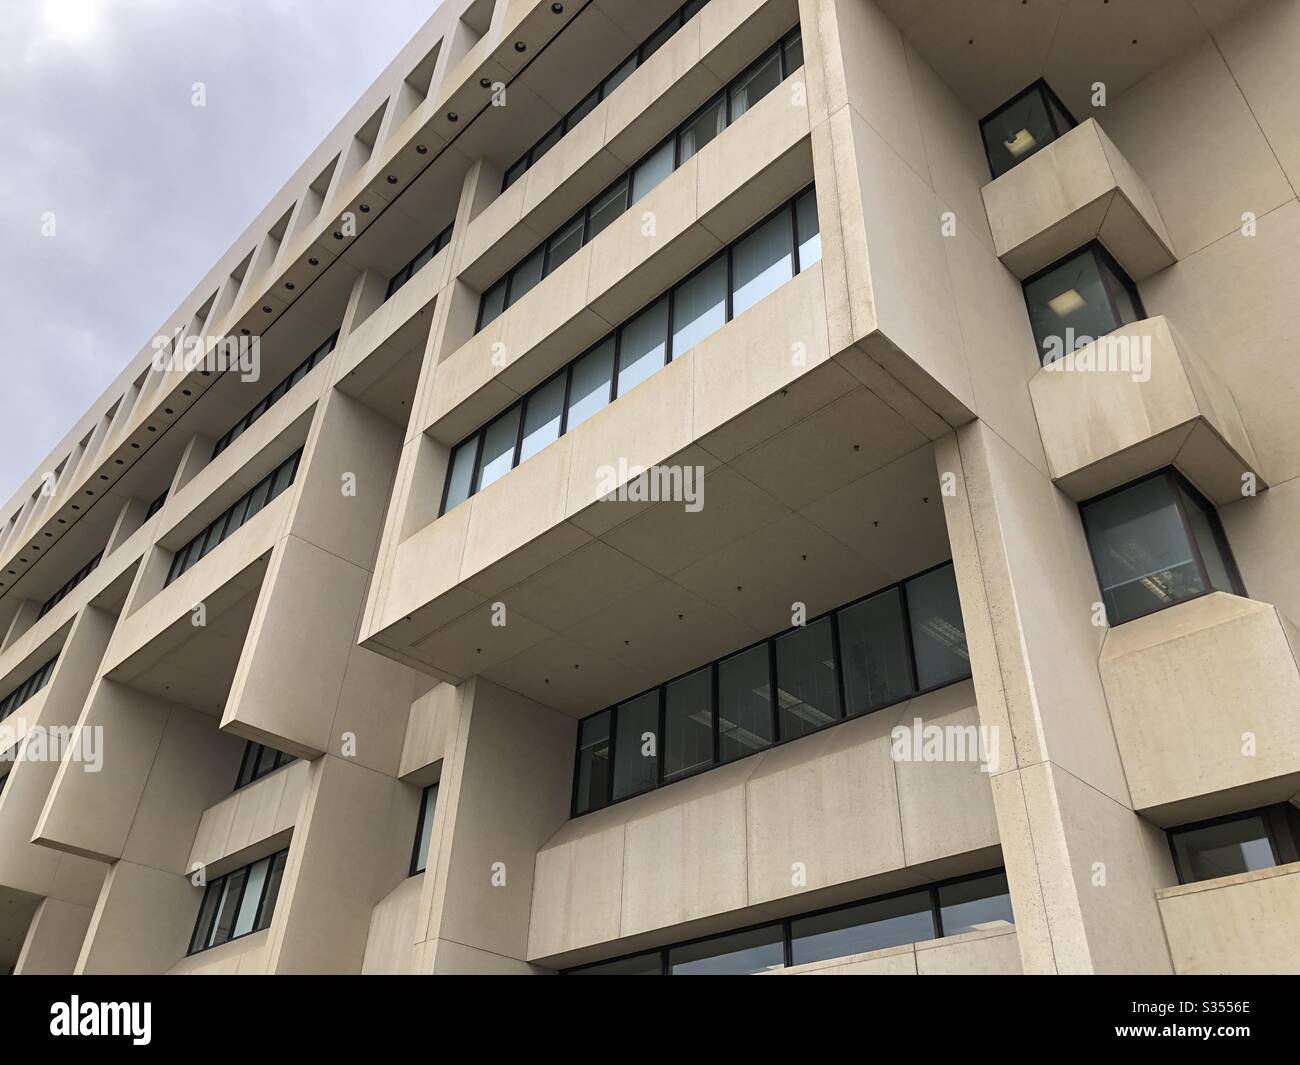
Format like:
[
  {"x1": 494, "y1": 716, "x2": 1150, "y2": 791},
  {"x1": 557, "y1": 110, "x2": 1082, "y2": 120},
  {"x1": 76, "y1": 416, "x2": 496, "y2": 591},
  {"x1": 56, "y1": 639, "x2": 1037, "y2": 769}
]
[{"x1": 0, "y1": 0, "x2": 436, "y2": 501}]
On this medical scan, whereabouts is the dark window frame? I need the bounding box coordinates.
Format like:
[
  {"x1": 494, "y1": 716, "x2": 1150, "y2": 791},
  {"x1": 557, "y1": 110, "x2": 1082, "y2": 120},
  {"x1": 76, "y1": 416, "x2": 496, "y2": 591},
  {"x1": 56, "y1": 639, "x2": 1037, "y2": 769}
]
[
  {"x1": 38, "y1": 549, "x2": 104, "y2": 618},
  {"x1": 1167, "y1": 804, "x2": 1300, "y2": 886},
  {"x1": 564, "y1": 868, "x2": 1011, "y2": 974},
  {"x1": 1021, "y1": 240, "x2": 1146, "y2": 366},
  {"x1": 0, "y1": 655, "x2": 59, "y2": 722},
  {"x1": 571, "y1": 559, "x2": 969, "y2": 817},
  {"x1": 450, "y1": 185, "x2": 819, "y2": 516},
  {"x1": 978, "y1": 78, "x2": 1078, "y2": 180},
  {"x1": 386, "y1": 222, "x2": 455, "y2": 300},
  {"x1": 1079, "y1": 466, "x2": 1246, "y2": 627},
  {"x1": 186, "y1": 848, "x2": 289, "y2": 956},
  {"x1": 233, "y1": 740, "x2": 297, "y2": 791},
  {"x1": 477, "y1": 23, "x2": 805, "y2": 334},
  {"x1": 409, "y1": 782, "x2": 440, "y2": 876}
]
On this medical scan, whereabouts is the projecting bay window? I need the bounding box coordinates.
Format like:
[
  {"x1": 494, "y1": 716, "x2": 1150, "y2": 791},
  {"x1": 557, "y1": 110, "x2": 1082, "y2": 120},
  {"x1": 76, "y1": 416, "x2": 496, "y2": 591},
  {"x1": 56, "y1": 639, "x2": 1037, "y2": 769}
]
[
  {"x1": 165, "y1": 449, "x2": 302, "y2": 586},
  {"x1": 570, "y1": 561, "x2": 970, "y2": 816},
  {"x1": 477, "y1": 25, "x2": 806, "y2": 333},
  {"x1": 1168, "y1": 805, "x2": 1300, "y2": 885},
  {"x1": 566, "y1": 870, "x2": 1013, "y2": 974},
  {"x1": 1079, "y1": 468, "x2": 1245, "y2": 626},
  {"x1": 443, "y1": 188, "x2": 821, "y2": 516},
  {"x1": 1022, "y1": 242, "x2": 1145, "y2": 366},
  {"x1": 979, "y1": 79, "x2": 1077, "y2": 179},
  {"x1": 187, "y1": 849, "x2": 288, "y2": 955}
]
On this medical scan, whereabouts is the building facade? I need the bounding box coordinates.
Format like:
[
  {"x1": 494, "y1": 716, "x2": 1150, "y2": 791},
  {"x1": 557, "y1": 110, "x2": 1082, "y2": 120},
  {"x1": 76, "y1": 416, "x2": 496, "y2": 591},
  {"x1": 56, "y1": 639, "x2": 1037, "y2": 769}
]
[{"x1": 1, "y1": 0, "x2": 1298, "y2": 975}]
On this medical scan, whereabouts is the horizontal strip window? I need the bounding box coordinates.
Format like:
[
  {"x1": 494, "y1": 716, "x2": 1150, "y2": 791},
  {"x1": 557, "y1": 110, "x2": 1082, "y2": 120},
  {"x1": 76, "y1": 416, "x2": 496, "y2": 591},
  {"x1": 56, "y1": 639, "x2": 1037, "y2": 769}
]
[
  {"x1": 211, "y1": 332, "x2": 337, "y2": 460},
  {"x1": 410, "y1": 783, "x2": 439, "y2": 876},
  {"x1": 566, "y1": 869, "x2": 1013, "y2": 974},
  {"x1": 386, "y1": 222, "x2": 453, "y2": 300},
  {"x1": 38, "y1": 549, "x2": 103, "y2": 618},
  {"x1": 165, "y1": 449, "x2": 303, "y2": 587},
  {"x1": 1168, "y1": 805, "x2": 1300, "y2": 885},
  {"x1": 1080, "y1": 467, "x2": 1244, "y2": 626},
  {"x1": 979, "y1": 79, "x2": 1077, "y2": 180},
  {"x1": 187, "y1": 849, "x2": 288, "y2": 955},
  {"x1": 0, "y1": 655, "x2": 58, "y2": 722},
  {"x1": 501, "y1": 0, "x2": 711, "y2": 194},
  {"x1": 145, "y1": 489, "x2": 168, "y2": 519},
  {"x1": 478, "y1": 24, "x2": 805, "y2": 334},
  {"x1": 572, "y1": 560, "x2": 970, "y2": 817},
  {"x1": 444, "y1": 185, "x2": 821, "y2": 516},
  {"x1": 234, "y1": 740, "x2": 297, "y2": 790}
]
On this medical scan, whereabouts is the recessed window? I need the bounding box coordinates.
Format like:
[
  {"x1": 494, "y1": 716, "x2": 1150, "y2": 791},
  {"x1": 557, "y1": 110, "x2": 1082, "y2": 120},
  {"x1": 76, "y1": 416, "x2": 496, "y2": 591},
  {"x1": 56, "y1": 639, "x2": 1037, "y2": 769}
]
[
  {"x1": 571, "y1": 562, "x2": 969, "y2": 815},
  {"x1": 212, "y1": 335, "x2": 336, "y2": 459},
  {"x1": 447, "y1": 188, "x2": 820, "y2": 516},
  {"x1": 234, "y1": 740, "x2": 296, "y2": 790},
  {"x1": 1023, "y1": 242, "x2": 1145, "y2": 366},
  {"x1": 1169, "y1": 805, "x2": 1300, "y2": 885},
  {"x1": 410, "y1": 783, "x2": 439, "y2": 875},
  {"x1": 38, "y1": 549, "x2": 104, "y2": 618},
  {"x1": 0, "y1": 655, "x2": 58, "y2": 722},
  {"x1": 565, "y1": 869, "x2": 1013, "y2": 974},
  {"x1": 979, "y1": 79, "x2": 1076, "y2": 179},
  {"x1": 188, "y1": 849, "x2": 288, "y2": 955},
  {"x1": 385, "y1": 222, "x2": 453, "y2": 300},
  {"x1": 1079, "y1": 468, "x2": 1244, "y2": 626}
]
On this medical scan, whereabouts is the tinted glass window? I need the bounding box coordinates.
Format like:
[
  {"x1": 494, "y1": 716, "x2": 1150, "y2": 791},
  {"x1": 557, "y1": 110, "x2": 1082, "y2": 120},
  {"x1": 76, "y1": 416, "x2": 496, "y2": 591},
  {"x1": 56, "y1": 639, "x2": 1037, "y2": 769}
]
[
  {"x1": 443, "y1": 436, "x2": 479, "y2": 512},
  {"x1": 905, "y1": 564, "x2": 970, "y2": 690},
  {"x1": 413, "y1": 784, "x2": 438, "y2": 874},
  {"x1": 631, "y1": 139, "x2": 674, "y2": 204},
  {"x1": 612, "y1": 691, "x2": 659, "y2": 801},
  {"x1": 570, "y1": 951, "x2": 662, "y2": 975},
  {"x1": 574, "y1": 710, "x2": 612, "y2": 813},
  {"x1": 233, "y1": 857, "x2": 269, "y2": 938},
  {"x1": 1024, "y1": 245, "x2": 1139, "y2": 365},
  {"x1": 1172, "y1": 816, "x2": 1276, "y2": 884},
  {"x1": 671, "y1": 256, "x2": 726, "y2": 357},
  {"x1": 507, "y1": 248, "x2": 545, "y2": 308},
  {"x1": 837, "y1": 586, "x2": 912, "y2": 715},
  {"x1": 479, "y1": 281, "x2": 507, "y2": 329},
  {"x1": 783, "y1": 31, "x2": 804, "y2": 73},
  {"x1": 566, "y1": 337, "x2": 615, "y2": 432},
  {"x1": 678, "y1": 96, "x2": 725, "y2": 163},
  {"x1": 981, "y1": 85, "x2": 1064, "y2": 178},
  {"x1": 546, "y1": 215, "x2": 585, "y2": 273},
  {"x1": 616, "y1": 298, "x2": 668, "y2": 396},
  {"x1": 1177, "y1": 483, "x2": 1239, "y2": 596},
  {"x1": 774, "y1": 617, "x2": 842, "y2": 741},
  {"x1": 475, "y1": 406, "x2": 522, "y2": 492},
  {"x1": 256, "y1": 852, "x2": 287, "y2": 932},
  {"x1": 938, "y1": 872, "x2": 1014, "y2": 935},
  {"x1": 795, "y1": 187, "x2": 821, "y2": 268},
  {"x1": 669, "y1": 925, "x2": 784, "y2": 975},
  {"x1": 663, "y1": 667, "x2": 712, "y2": 781},
  {"x1": 791, "y1": 890, "x2": 934, "y2": 965},
  {"x1": 731, "y1": 211, "x2": 793, "y2": 317},
  {"x1": 717, "y1": 644, "x2": 773, "y2": 763},
  {"x1": 730, "y1": 50, "x2": 782, "y2": 120},
  {"x1": 587, "y1": 178, "x2": 629, "y2": 240},
  {"x1": 519, "y1": 374, "x2": 565, "y2": 462},
  {"x1": 602, "y1": 56, "x2": 637, "y2": 97}
]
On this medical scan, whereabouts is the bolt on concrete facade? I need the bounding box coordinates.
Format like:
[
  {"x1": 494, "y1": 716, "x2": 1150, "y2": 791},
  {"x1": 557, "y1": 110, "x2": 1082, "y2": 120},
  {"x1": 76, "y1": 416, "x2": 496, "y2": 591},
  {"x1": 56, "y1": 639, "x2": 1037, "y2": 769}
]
[{"x1": 2, "y1": 0, "x2": 1299, "y2": 976}]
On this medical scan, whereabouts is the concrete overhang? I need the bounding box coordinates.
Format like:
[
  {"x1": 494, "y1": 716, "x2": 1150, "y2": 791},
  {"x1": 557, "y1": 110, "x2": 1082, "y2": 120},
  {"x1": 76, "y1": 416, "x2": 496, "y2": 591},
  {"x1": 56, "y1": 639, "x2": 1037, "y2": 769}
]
[
  {"x1": 981, "y1": 118, "x2": 1175, "y2": 281},
  {"x1": 188, "y1": 759, "x2": 308, "y2": 879},
  {"x1": 1028, "y1": 315, "x2": 1264, "y2": 505},
  {"x1": 1099, "y1": 592, "x2": 1300, "y2": 826}
]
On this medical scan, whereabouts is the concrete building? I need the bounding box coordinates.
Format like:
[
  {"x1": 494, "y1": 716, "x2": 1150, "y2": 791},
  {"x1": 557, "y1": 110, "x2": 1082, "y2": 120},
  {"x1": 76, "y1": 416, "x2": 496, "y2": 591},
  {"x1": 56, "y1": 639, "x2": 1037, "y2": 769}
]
[{"x1": 2, "y1": 0, "x2": 1298, "y2": 975}]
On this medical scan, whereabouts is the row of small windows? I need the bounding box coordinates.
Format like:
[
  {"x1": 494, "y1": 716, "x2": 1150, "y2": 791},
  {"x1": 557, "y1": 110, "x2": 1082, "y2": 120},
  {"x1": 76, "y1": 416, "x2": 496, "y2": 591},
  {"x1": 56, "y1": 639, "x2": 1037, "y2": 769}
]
[
  {"x1": 146, "y1": 489, "x2": 169, "y2": 520},
  {"x1": 1169, "y1": 804, "x2": 1300, "y2": 885},
  {"x1": 211, "y1": 333, "x2": 336, "y2": 460},
  {"x1": 0, "y1": 656, "x2": 57, "y2": 722},
  {"x1": 443, "y1": 186, "x2": 821, "y2": 515},
  {"x1": 501, "y1": 0, "x2": 711, "y2": 193},
  {"x1": 573, "y1": 561, "x2": 970, "y2": 817},
  {"x1": 386, "y1": 222, "x2": 453, "y2": 300},
  {"x1": 38, "y1": 550, "x2": 102, "y2": 619},
  {"x1": 187, "y1": 849, "x2": 288, "y2": 955},
  {"x1": 410, "y1": 783, "x2": 439, "y2": 875},
  {"x1": 1080, "y1": 468, "x2": 1244, "y2": 627},
  {"x1": 234, "y1": 740, "x2": 297, "y2": 791},
  {"x1": 477, "y1": 25, "x2": 805, "y2": 333},
  {"x1": 165, "y1": 449, "x2": 302, "y2": 587},
  {"x1": 566, "y1": 870, "x2": 1013, "y2": 974}
]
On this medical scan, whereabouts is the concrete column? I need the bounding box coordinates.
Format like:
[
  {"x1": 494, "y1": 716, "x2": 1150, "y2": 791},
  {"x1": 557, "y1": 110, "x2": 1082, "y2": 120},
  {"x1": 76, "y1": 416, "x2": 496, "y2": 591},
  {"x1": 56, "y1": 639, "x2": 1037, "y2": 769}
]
[
  {"x1": 13, "y1": 897, "x2": 93, "y2": 974},
  {"x1": 937, "y1": 423, "x2": 1177, "y2": 973}
]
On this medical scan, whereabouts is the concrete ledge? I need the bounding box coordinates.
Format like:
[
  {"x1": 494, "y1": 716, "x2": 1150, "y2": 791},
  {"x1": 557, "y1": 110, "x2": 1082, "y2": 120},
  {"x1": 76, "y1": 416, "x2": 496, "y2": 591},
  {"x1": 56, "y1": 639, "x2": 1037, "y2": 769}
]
[
  {"x1": 188, "y1": 758, "x2": 308, "y2": 878},
  {"x1": 1157, "y1": 860, "x2": 1300, "y2": 975},
  {"x1": 981, "y1": 118, "x2": 1175, "y2": 281},
  {"x1": 768, "y1": 924, "x2": 1020, "y2": 975},
  {"x1": 1028, "y1": 316, "x2": 1263, "y2": 505},
  {"x1": 1099, "y1": 592, "x2": 1300, "y2": 823}
]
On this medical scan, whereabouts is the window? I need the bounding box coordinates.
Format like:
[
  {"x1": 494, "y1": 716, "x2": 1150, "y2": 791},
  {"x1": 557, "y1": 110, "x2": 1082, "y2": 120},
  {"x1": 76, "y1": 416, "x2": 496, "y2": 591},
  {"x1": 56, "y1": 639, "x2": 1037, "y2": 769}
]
[
  {"x1": 500, "y1": 1, "x2": 714, "y2": 193},
  {"x1": 477, "y1": 25, "x2": 805, "y2": 333},
  {"x1": 234, "y1": 740, "x2": 296, "y2": 790},
  {"x1": 166, "y1": 450, "x2": 302, "y2": 586},
  {"x1": 565, "y1": 870, "x2": 1012, "y2": 974},
  {"x1": 1079, "y1": 468, "x2": 1244, "y2": 626},
  {"x1": 979, "y1": 79, "x2": 1076, "y2": 179},
  {"x1": 212, "y1": 335, "x2": 336, "y2": 459},
  {"x1": 571, "y1": 561, "x2": 969, "y2": 815},
  {"x1": 0, "y1": 656, "x2": 58, "y2": 722},
  {"x1": 187, "y1": 849, "x2": 288, "y2": 955},
  {"x1": 447, "y1": 188, "x2": 819, "y2": 515},
  {"x1": 410, "y1": 783, "x2": 439, "y2": 875},
  {"x1": 38, "y1": 549, "x2": 104, "y2": 618},
  {"x1": 386, "y1": 222, "x2": 453, "y2": 299},
  {"x1": 1169, "y1": 806, "x2": 1300, "y2": 885},
  {"x1": 145, "y1": 489, "x2": 169, "y2": 519},
  {"x1": 1023, "y1": 242, "x2": 1145, "y2": 366}
]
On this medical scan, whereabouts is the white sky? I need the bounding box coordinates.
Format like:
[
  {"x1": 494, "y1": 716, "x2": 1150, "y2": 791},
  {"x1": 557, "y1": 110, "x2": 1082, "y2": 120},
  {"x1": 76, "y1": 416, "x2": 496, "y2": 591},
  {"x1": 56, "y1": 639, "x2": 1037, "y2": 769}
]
[{"x1": 0, "y1": 0, "x2": 438, "y2": 501}]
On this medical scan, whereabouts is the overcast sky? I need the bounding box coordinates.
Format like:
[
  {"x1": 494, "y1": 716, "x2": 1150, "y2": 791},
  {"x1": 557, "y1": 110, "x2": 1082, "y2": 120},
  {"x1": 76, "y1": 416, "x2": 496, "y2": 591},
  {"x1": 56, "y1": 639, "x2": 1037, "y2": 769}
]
[{"x1": 0, "y1": 0, "x2": 437, "y2": 503}]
